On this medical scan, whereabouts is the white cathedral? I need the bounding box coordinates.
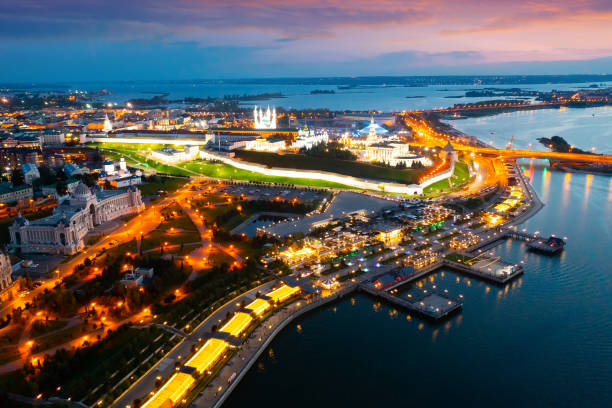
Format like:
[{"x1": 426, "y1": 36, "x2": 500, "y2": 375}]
[
  {"x1": 9, "y1": 182, "x2": 144, "y2": 255},
  {"x1": 253, "y1": 106, "x2": 277, "y2": 129}
]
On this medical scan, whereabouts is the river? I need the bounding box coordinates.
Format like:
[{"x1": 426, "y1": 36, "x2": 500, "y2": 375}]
[
  {"x1": 443, "y1": 106, "x2": 612, "y2": 154},
  {"x1": 222, "y1": 166, "x2": 612, "y2": 407},
  {"x1": 14, "y1": 80, "x2": 612, "y2": 112}
]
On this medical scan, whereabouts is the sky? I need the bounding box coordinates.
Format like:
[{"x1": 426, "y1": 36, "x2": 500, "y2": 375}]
[{"x1": 1, "y1": 0, "x2": 611, "y2": 82}]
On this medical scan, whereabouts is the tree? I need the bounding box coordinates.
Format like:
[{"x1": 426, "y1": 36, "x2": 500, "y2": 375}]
[
  {"x1": 56, "y1": 180, "x2": 68, "y2": 196},
  {"x1": 55, "y1": 167, "x2": 67, "y2": 181},
  {"x1": 38, "y1": 165, "x2": 55, "y2": 185},
  {"x1": 10, "y1": 168, "x2": 25, "y2": 186}
]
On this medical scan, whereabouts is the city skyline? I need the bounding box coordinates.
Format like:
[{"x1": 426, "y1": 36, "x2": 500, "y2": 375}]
[{"x1": 1, "y1": 0, "x2": 612, "y2": 81}]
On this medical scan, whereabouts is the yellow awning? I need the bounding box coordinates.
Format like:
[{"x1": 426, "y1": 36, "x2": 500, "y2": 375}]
[
  {"x1": 184, "y1": 338, "x2": 229, "y2": 374},
  {"x1": 141, "y1": 372, "x2": 194, "y2": 408},
  {"x1": 219, "y1": 312, "x2": 253, "y2": 337},
  {"x1": 267, "y1": 285, "x2": 300, "y2": 303},
  {"x1": 245, "y1": 298, "x2": 271, "y2": 316}
]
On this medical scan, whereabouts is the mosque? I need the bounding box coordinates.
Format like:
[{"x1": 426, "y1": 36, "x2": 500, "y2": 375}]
[
  {"x1": 9, "y1": 183, "x2": 144, "y2": 255},
  {"x1": 340, "y1": 118, "x2": 431, "y2": 167},
  {"x1": 253, "y1": 106, "x2": 277, "y2": 129}
]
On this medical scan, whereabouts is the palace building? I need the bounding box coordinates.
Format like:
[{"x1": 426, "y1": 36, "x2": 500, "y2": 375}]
[{"x1": 9, "y1": 182, "x2": 144, "y2": 255}]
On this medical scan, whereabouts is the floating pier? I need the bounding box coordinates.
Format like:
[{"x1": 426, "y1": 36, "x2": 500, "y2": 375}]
[
  {"x1": 442, "y1": 258, "x2": 523, "y2": 284},
  {"x1": 359, "y1": 283, "x2": 462, "y2": 321}
]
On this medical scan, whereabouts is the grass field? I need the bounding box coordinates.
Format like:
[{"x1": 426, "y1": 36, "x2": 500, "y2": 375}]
[
  {"x1": 423, "y1": 161, "x2": 470, "y2": 194},
  {"x1": 234, "y1": 150, "x2": 425, "y2": 184},
  {"x1": 138, "y1": 177, "x2": 190, "y2": 196},
  {"x1": 91, "y1": 142, "x2": 474, "y2": 197},
  {"x1": 91, "y1": 142, "x2": 354, "y2": 188},
  {"x1": 178, "y1": 160, "x2": 353, "y2": 188}
]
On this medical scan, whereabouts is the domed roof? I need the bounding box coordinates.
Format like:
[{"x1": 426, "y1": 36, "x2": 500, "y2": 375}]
[{"x1": 73, "y1": 182, "x2": 91, "y2": 197}]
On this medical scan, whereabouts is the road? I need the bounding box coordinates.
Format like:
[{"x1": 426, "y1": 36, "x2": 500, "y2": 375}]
[{"x1": 111, "y1": 281, "x2": 276, "y2": 408}]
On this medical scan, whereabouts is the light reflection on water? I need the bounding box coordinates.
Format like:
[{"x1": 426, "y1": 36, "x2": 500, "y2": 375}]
[{"x1": 223, "y1": 168, "x2": 612, "y2": 408}]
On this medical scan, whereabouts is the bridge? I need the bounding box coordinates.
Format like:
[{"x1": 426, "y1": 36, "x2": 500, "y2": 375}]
[
  {"x1": 452, "y1": 145, "x2": 612, "y2": 165},
  {"x1": 400, "y1": 113, "x2": 612, "y2": 165}
]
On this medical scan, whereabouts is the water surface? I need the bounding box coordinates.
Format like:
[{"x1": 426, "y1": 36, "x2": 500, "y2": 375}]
[{"x1": 223, "y1": 167, "x2": 612, "y2": 408}]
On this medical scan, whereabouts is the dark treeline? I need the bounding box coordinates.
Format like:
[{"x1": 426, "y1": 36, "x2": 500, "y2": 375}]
[{"x1": 300, "y1": 141, "x2": 356, "y2": 161}]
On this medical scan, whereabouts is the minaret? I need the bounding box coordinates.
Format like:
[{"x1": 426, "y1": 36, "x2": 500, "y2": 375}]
[
  {"x1": 272, "y1": 107, "x2": 277, "y2": 129},
  {"x1": 253, "y1": 106, "x2": 259, "y2": 128}
]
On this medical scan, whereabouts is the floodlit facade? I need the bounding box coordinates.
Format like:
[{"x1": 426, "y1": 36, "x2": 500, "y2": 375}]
[
  {"x1": 244, "y1": 137, "x2": 285, "y2": 152},
  {"x1": 9, "y1": 182, "x2": 144, "y2": 254},
  {"x1": 253, "y1": 106, "x2": 277, "y2": 129},
  {"x1": 150, "y1": 146, "x2": 200, "y2": 164}
]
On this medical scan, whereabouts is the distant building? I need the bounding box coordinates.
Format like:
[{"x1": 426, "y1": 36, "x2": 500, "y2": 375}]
[
  {"x1": 119, "y1": 272, "x2": 143, "y2": 288},
  {"x1": 0, "y1": 183, "x2": 33, "y2": 204},
  {"x1": 40, "y1": 131, "x2": 65, "y2": 146},
  {"x1": 21, "y1": 163, "x2": 40, "y2": 184},
  {"x1": 110, "y1": 175, "x2": 142, "y2": 189},
  {"x1": 63, "y1": 163, "x2": 84, "y2": 178},
  {"x1": 442, "y1": 141, "x2": 458, "y2": 162},
  {"x1": 244, "y1": 137, "x2": 285, "y2": 153},
  {"x1": 150, "y1": 146, "x2": 200, "y2": 164},
  {"x1": 103, "y1": 114, "x2": 113, "y2": 133},
  {"x1": 119, "y1": 267, "x2": 154, "y2": 288},
  {"x1": 360, "y1": 143, "x2": 430, "y2": 167},
  {"x1": 9, "y1": 182, "x2": 144, "y2": 255},
  {"x1": 290, "y1": 126, "x2": 329, "y2": 150},
  {"x1": 253, "y1": 106, "x2": 277, "y2": 129},
  {"x1": 41, "y1": 179, "x2": 80, "y2": 199}
]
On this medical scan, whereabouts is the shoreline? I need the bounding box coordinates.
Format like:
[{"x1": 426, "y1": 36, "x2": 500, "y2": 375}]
[{"x1": 200, "y1": 163, "x2": 545, "y2": 408}]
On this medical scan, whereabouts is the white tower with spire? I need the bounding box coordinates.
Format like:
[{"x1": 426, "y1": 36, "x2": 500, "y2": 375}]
[
  {"x1": 103, "y1": 114, "x2": 113, "y2": 133},
  {"x1": 253, "y1": 106, "x2": 277, "y2": 129}
]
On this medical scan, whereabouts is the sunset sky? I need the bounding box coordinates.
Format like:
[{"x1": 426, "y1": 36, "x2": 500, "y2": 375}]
[{"x1": 1, "y1": 0, "x2": 611, "y2": 81}]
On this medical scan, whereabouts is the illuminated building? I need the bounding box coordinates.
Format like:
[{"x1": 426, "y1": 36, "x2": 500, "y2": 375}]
[
  {"x1": 375, "y1": 225, "x2": 403, "y2": 246},
  {"x1": 405, "y1": 249, "x2": 439, "y2": 269},
  {"x1": 0, "y1": 183, "x2": 33, "y2": 203},
  {"x1": 253, "y1": 106, "x2": 277, "y2": 129},
  {"x1": 320, "y1": 278, "x2": 339, "y2": 290},
  {"x1": 449, "y1": 231, "x2": 480, "y2": 250},
  {"x1": 9, "y1": 182, "x2": 144, "y2": 254},
  {"x1": 102, "y1": 114, "x2": 113, "y2": 133},
  {"x1": 360, "y1": 143, "x2": 430, "y2": 167},
  {"x1": 278, "y1": 245, "x2": 318, "y2": 265},
  {"x1": 358, "y1": 118, "x2": 388, "y2": 141},
  {"x1": 484, "y1": 213, "x2": 504, "y2": 226},
  {"x1": 150, "y1": 146, "x2": 200, "y2": 164},
  {"x1": 290, "y1": 126, "x2": 329, "y2": 150},
  {"x1": 244, "y1": 137, "x2": 285, "y2": 152}
]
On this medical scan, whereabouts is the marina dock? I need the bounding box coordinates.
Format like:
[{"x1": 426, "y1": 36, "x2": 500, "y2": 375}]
[
  {"x1": 359, "y1": 283, "x2": 462, "y2": 321},
  {"x1": 442, "y1": 258, "x2": 523, "y2": 284}
]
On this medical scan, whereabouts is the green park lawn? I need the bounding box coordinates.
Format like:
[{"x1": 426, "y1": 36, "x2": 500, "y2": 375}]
[
  {"x1": 138, "y1": 177, "x2": 190, "y2": 196},
  {"x1": 423, "y1": 161, "x2": 470, "y2": 194},
  {"x1": 178, "y1": 160, "x2": 353, "y2": 188},
  {"x1": 233, "y1": 150, "x2": 425, "y2": 184}
]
